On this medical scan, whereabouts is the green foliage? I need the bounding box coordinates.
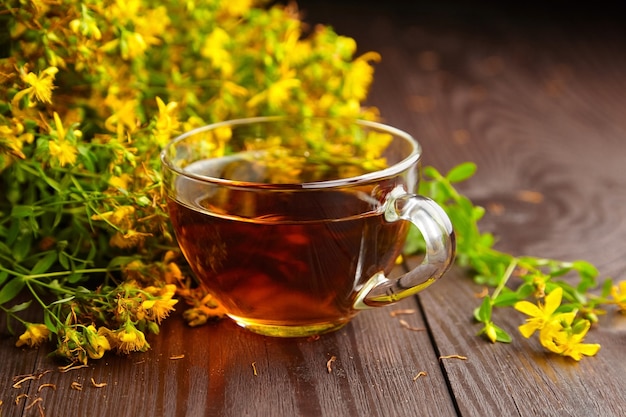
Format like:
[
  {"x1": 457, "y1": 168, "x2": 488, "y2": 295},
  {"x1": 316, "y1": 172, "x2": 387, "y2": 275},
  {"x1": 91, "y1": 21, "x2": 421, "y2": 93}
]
[
  {"x1": 412, "y1": 164, "x2": 619, "y2": 359},
  {"x1": 0, "y1": 0, "x2": 381, "y2": 363}
]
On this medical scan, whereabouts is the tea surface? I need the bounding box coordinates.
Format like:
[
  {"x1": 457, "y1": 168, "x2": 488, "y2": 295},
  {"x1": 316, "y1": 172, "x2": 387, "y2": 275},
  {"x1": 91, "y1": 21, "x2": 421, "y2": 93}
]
[{"x1": 168, "y1": 189, "x2": 408, "y2": 329}]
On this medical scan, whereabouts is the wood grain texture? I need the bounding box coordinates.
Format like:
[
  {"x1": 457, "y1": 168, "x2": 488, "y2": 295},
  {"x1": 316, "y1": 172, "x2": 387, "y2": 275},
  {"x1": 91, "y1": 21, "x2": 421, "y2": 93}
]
[
  {"x1": 419, "y1": 267, "x2": 626, "y2": 417},
  {"x1": 2, "y1": 294, "x2": 456, "y2": 417},
  {"x1": 301, "y1": 0, "x2": 626, "y2": 275},
  {"x1": 298, "y1": 1, "x2": 626, "y2": 416},
  {"x1": 2, "y1": 2, "x2": 626, "y2": 416}
]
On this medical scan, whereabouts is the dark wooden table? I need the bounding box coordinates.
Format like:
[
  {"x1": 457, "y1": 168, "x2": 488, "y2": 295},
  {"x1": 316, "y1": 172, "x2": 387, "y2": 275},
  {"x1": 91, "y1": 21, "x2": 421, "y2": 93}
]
[{"x1": 2, "y1": 2, "x2": 626, "y2": 416}]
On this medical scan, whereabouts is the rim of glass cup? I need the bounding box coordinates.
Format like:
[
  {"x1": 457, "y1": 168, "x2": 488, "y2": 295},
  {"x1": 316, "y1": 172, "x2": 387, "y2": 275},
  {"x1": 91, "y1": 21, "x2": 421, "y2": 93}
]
[{"x1": 160, "y1": 116, "x2": 422, "y2": 190}]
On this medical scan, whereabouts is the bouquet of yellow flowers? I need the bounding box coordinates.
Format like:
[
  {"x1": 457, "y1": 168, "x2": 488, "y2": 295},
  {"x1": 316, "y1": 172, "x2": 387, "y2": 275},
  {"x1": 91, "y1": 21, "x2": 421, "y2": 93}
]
[
  {"x1": 2, "y1": 0, "x2": 621, "y2": 365},
  {"x1": 0, "y1": 0, "x2": 381, "y2": 364}
]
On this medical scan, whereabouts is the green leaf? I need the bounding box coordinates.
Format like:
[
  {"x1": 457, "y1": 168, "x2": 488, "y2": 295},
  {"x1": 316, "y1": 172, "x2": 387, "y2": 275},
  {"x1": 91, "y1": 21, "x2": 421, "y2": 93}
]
[
  {"x1": 43, "y1": 311, "x2": 57, "y2": 333},
  {"x1": 0, "y1": 277, "x2": 25, "y2": 305},
  {"x1": 494, "y1": 325, "x2": 512, "y2": 343},
  {"x1": 0, "y1": 240, "x2": 11, "y2": 256},
  {"x1": 7, "y1": 300, "x2": 32, "y2": 313},
  {"x1": 12, "y1": 233, "x2": 33, "y2": 262},
  {"x1": 107, "y1": 256, "x2": 138, "y2": 269},
  {"x1": 30, "y1": 251, "x2": 58, "y2": 275},
  {"x1": 492, "y1": 292, "x2": 523, "y2": 307},
  {"x1": 10, "y1": 205, "x2": 35, "y2": 218},
  {"x1": 48, "y1": 295, "x2": 75, "y2": 306},
  {"x1": 573, "y1": 260, "x2": 599, "y2": 280},
  {"x1": 136, "y1": 196, "x2": 151, "y2": 207},
  {"x1": 475, "y1": 296, "x2": 492, "y2": 323},
  {"x1": 446, "y1": 162, "x2": 477, "y2": 183},
  {"x1": 58, "y1": 251, "x2": 70, "y2": 269},
  {"x1": 601, "y1": 278, "x2": 614, "y2": 298},
  {"x1": 68, "y1": 273, "x2": 86, "y2": 284},
  {"x1": 573, "y1": 260, "x2": 599, "y2": 293},
  {"x1": 516, "y1": 283, "x2": 536, "y2": 299},
  {"x1": 422, "y1": 165, "x2": 441, "y2": 180}
]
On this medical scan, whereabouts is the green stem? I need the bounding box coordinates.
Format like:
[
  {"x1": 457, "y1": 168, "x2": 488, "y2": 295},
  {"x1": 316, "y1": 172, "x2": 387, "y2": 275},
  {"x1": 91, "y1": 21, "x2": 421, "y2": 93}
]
[
  {"x1": 24, "y1": 280, "x2": 64, "y2": 327},
  {"x1": 23, "y1": 267, "x2": 112, "y2": 281},
  {"x1": 492, "y1": 257, "x2": 519, "y2": 300}
]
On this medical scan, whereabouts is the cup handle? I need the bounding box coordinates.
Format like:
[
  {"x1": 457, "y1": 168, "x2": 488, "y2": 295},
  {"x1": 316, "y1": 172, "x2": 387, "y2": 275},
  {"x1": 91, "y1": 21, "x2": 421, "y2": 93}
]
[{"x1": 354, "y1": 186, "x2": 456, "y2": 309}]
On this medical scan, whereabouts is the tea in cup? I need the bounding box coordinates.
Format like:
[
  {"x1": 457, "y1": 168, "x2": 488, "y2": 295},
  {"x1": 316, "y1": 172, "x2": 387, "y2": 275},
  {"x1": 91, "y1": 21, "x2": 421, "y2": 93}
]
[{"x1": 161, "y1": 117, "x2": 455, "y2": 337}]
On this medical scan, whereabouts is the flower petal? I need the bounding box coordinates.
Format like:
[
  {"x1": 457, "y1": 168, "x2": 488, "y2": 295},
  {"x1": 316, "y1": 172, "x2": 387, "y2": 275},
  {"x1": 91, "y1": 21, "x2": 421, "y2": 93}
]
[
  {"x1": 514, "y1": 300, "x2": 542, "y2": 317},
  {"x1": 544, "y1": 287, "x2": 563, "y2": 315}
]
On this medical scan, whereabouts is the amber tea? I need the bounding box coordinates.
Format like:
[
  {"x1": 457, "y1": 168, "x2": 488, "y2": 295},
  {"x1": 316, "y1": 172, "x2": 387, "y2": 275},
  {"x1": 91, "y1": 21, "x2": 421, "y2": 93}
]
[
  {"x1": 161, "y1": 117, "x2": 455, "y2": 337},
  {"x1": 168, "y1": 177, "x2": 408, "y2": 335}
]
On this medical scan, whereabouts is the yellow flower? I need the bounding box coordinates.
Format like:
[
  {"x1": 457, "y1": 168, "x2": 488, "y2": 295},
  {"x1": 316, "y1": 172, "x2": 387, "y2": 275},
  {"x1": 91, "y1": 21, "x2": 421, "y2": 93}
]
[
  {"x1": 121, "y1": 31, "x2": 148, "y2": 60},
  {"x1": 154, "y1": 97, "x2": 180, "y2": 147},
  {"x1": 104, "y1": 95, "x2": 140, "y2": 138},
  {"x1": 47, "y1": 112, "x2": 78, "y2": 167},
  {"x1": 0, "y1": 118, "x2": 34, "y2": 161},
  {"x1": 514, "y1": 287, "x2": 563, "y2": 338},
  {"x1": 610, "y1": 280, "x2": 626, "y2": 313},
  {"x1": 247, "y1": 77, "x2": 301, "y2": 110},
  {"x1": 13, "y1": 66, "x2": 58, "y2": 106},
  {"x1": 16, "y1": 323, "x2": 50, "y2": 348},
  {"x1": 201, "y1": 27, "x2": 233, "y2": 76},
  {"x1": 342, "y1": 52, "x2": 381, "y2": 101},
  {"x1": 110, "y1": 229, "x2": 152, "y2": 249},
  {"x1": 142, "y1": 295, "x2": 178, "y2": 324},
  {"x1": 360, "y1": 131, "x2": 392, "y2": 171},
  {"x1": 84, "y1": 325, "x2": 111, "y2": 360},
  {"x1": 102, "y1": 322, "x2": 150, "y2": 354},
  {"x1": 48, "y1": 140, "x2": 78, "y2": 167},
  {"x1": 538, "y1": 311, "x2": 576, "y2": 348},
  {"x1": 163, "y1": 261, "x2": 184, "y2": 284},
  {"x1": 219, "y1": 0, "x2": 252, "y2": 16},
  {"x1": 91, "y1": 205, "x2": 135, "y2": 229},
  {"x1": 69, "y1": 6, "x2": 102, "y2": 40},
  {"x1": 539, "y1": 314, "x2": 600, "y2": 361},
  {"x1": 109, "y1": 173, "x2": 133, "y2": 190}
]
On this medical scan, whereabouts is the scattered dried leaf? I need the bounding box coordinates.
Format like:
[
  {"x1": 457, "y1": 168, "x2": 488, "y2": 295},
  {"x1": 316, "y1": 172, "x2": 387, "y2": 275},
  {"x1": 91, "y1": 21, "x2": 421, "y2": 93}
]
[
  {"x1": 516, "y1": 190, "x2": 544, "y2": 204},
  {"x1": 413, "y1": 371, "x2": 428, "y2": 381},
  {"x1": 452, "y1": 129, "x2": 471, "y2": 145},
  {"x1": 25, "y1": 397, "x2": 42, "y2": 411},
  {"x1": 474, "y1": 287, "x2": 489, "y2": 298},
  {"x1": 389, "y1": 309, "x2": 416, "y2": 317},
  {"x1": 37, "y1": 383, "x2": 57, "y2": 392},
  {"x1": 15, "y1": 393, "x2": 28, "y2": 405},
  {"x1": 251, "y1": 362, "x2": 258, "y2": 376},
  {"x1": 70, "y1": 381, "x2": 83, "y2": 391},
  {"x1": 12, "y1": 370, "x2": 51, "y2": 388},
  {"x1": 91, "y1": 378, "x2": 107, "y2": 388},
  {"x1": 487, "y1": 202, "x2": 505, "y2": 216},
  {"x1": 326, "y1": 356, "x2": 337, "y2": 374},
  {"x1": 58, "y1": 363, "x2": 88, "y2": 373},
  {"x1": 439, "y1": 354, "x2": 468, "y2": 361},
  {"x1": 399, "y1": 319, "x2": 425, "y2": 332}
]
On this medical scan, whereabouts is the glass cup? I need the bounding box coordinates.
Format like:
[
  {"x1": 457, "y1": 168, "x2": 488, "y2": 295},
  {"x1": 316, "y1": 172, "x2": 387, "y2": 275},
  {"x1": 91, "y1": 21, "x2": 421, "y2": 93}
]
[{"x1": 161, "y1": 117, "x2": 455, "y2": 337}]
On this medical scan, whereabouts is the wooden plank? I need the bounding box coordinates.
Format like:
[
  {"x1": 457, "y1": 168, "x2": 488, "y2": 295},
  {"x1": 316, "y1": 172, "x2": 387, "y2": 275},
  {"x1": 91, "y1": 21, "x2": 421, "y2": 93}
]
[
  {"x1": 7, "y1": 284, "x2": 456, "y2": 416},
  {"x1": 0, "y1": 300, "x2": 48, "y2": 417},
  {"x1": 296, "y1": 2, "x2": 626, "y2": 416},
  {"x1": 420, "y1": 267, "x2": 626, "y2": 417},
  {"x1": 0, "y1": 334, "x2": 43, "y2": 417}
]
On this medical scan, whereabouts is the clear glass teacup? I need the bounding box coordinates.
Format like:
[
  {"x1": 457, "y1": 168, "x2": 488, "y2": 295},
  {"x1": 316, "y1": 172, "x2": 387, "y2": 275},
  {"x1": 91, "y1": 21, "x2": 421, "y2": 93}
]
[{"x1": 161, "y1": 116, "x2": 455, "y2": 337}]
